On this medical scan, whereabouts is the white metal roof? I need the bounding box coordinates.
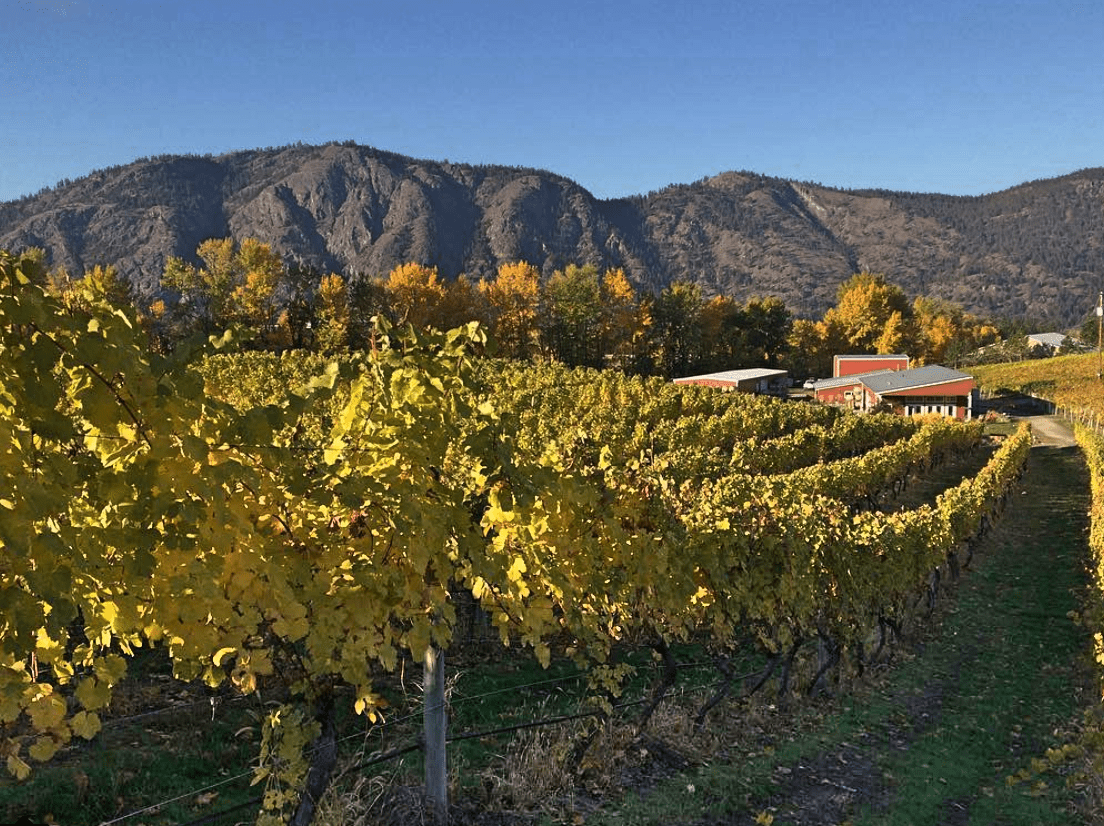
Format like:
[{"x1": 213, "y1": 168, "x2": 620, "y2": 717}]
[
  {"x1": 810, "y1": 369, "x2": 894, "y2": 390},
  {"x1": 674, "y1": 368, "x2": 788, "y2": 384},
  {"x1": 1027, "y1": 332, "x2": 1067, "y2": 348},
  {"x1": 861, "y1": 365, "x2": 974, "y2": 394}
]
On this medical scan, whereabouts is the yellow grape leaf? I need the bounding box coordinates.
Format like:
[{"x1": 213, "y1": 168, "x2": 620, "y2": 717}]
[
  {"x1": 271, "y1": 613, "x2": 310, "y2": 641},
  {"x1": 26, "y1": 692, "x2": 66, "y2": 731},
  {"x1": 28, "y1": 735, "x2": 60, "y2": 763},
  {"x1": 0, "y1": 688, "x2": 23, "y2": 724},
  {"x1": 354, "y1": 690, "x2": 386, "y2": 719},
  {"x1": 94, "y1": 654, "x2": 127, "y2": 685},
  {"x1": 232, "y1": 670, "x2": 257, "y2": 694},
  {"x1": 755, "y1": 812, "x2": 775, "y2": 826},
  {"x1": 6, "y1": 754, "x2": 30, "y2": 780},
  {"x1": 406, "y1": 620, "x2": 431, "y2": 660},
  {"x1": 34, "y1": 629, "x2": 64, "y2": 663},
  {"x1": 213, "y1": 647, "x2": 237, "y2": 667},
  {"x1": 507, "y1": 556, "x2": 527, "y2": 583},
  {"x1": 471, "y1": 576, "x2": 488, "y2": 600},
  {"x1": 534, "y1": 642, "x2": 551, "y2": 668},
  {"x1": 69, "y1": 710, "x2": 102, "y2": 740},
  {"x1": 75, "y1": 677, "x2": 112, "y2": 711}
]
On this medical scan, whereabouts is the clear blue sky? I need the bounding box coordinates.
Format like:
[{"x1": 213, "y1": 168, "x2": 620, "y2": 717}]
[{"x1": 3, "y1": 0, "x2": 1103, "y2": 203}]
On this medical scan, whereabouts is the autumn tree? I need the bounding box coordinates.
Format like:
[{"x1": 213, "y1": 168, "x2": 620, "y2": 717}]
[
  {"x1": 47, "y1": 264, "x2": 134, "y2": 315},
  {"x1": 598, "y1": 267, "x2": 649, "y2": 370},
  {"x1": 479, "y1": 262, "x2": 541, "y2": 360},
  {"x1": 232, "y1": 238, "x2": 285, "y2": 340},
  {"x1": 161, "y1": 237, "x2": 286, "y2": 342},
  {"x1": 384, "y1": 263, "x2": 447, "y2": 330},
  {"x1": 912, "y1": 296, "x2": 999, "y2": 365},
  {"x1": 314, "y1": 273, "x2": 350, "y2": 353},
  {"x1": 823, "y1": 272, "x2": 916, "y2": 354}
]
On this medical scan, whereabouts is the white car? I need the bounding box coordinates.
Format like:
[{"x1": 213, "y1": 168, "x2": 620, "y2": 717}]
[{"x1": 803, "y1": 379, "x2": 818, "y2": 390}]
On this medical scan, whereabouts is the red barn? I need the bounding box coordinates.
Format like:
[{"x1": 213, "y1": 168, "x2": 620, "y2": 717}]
[
  {"x1": 810, "y1": 372, "x2": 890, "y2": 412},
  {"x1": 833, "y1": 354, "x2": 909, "y2": 378},
  {"x1": 811, "y1": 365, "x2": 977, "y2": 419}
]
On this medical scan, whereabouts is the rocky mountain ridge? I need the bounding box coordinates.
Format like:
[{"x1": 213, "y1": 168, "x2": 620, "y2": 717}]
[{"x1": 2, "y1": 142, "x2": 1102, "y2": 325}]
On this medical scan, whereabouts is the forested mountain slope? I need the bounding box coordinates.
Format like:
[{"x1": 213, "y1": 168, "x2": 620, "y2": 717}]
[{"x1": 2, "y1": 142, "x2": 1101, "y2": 325}]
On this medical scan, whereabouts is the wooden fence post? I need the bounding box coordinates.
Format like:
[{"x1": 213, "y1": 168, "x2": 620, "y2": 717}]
[{"x1": 424, "y1": 644, "x2": 448, "y2": 825}]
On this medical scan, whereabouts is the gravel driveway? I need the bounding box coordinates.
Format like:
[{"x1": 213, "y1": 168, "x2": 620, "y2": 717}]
[{"x1": 1020, "y1": 414, "x2": 1078, "y2": 448}]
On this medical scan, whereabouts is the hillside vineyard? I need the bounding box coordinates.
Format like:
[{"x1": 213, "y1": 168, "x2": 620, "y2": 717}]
[{"x1": 0, "y1": 248, "x2": 1034, "y2": 822}]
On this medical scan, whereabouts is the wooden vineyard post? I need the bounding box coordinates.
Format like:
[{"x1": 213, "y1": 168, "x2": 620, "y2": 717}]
[{"x1": 424, "y1": 644, "x2": 448, "y2": 824}]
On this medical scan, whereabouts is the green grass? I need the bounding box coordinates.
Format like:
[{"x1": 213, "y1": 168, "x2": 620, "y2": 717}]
[{"x1": 0, "y1": 680, "x2": 263, "y2": 824}]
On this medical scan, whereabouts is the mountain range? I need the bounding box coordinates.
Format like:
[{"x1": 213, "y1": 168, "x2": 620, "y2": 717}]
[{"x1": 2, "y1": 141, "x2": 1102, "y2": 326}]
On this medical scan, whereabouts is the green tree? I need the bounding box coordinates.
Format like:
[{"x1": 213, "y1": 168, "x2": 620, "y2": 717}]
[
  {"x1": 648, "y1": 281, "x2": 703, "y2": 377},
  {"x1": 699, "y1": 295, "x2": 792, "y2": 371},
  {"x1": 541, "y1": 263, "x2": 603, "y2": 366},
  {"x1": 742, "y1": 296, "x2": 792, "y2": 366}
]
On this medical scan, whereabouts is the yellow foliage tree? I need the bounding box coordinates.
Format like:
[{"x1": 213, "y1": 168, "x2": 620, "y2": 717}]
[
  {"x1": 385, "y1": 263, "x2": 447, "y2": 330},
  {"x1": 599, "y1": 267, "x2": 647, "y2": 368},
  {"x1": 231, "y1": 238, "x2": 284, "y2": 337},
  {"x1": 785, "y1": 316, "x2": 844, "y2": 379},
  {"x1": 823, "y1": 272, "x2": 915, "y2": 353},
  {"x1": 873, "y1": 310, "x2": 913, "y2": 355},
  {"x1": 162, "y1": 237, "x2": 286, "y2": 339},
  {"x1": 315, "y1": 273, "x2": 349, "y2": 353},
  {"x1": 479, "y1": 262, "x2": 541, "y2": 359}
]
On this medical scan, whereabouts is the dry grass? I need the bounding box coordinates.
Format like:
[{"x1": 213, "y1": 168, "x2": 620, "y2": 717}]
[
  {"x1": 309, "y1": 688, "x2": 763, "y2": 825},
  {"x1": 314, "y1": 764, "x2": 429, "y2": 826},
  {"x1": 471, "y1": 691, "x2": 766, "y2": 821}
]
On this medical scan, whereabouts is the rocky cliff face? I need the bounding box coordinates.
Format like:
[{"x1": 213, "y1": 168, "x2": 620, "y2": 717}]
[{"x1": 3, "y1": 142, "x2": 1102, "y2": 325}]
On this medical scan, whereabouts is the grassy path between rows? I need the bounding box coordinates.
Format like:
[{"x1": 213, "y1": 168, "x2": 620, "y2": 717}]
[{"x1": 597, "y1": 438, "x2": 1097, "y2": 826}]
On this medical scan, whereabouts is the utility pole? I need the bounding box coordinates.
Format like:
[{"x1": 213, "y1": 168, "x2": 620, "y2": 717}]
[{"x1": 1097, "y1": 291, "x2": 1103, "y2": 380}]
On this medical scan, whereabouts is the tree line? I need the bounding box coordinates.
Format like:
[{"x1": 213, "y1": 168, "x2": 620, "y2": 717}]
[{"x1": 35, "y1": 238, "x2": 1007, "y2": 378}]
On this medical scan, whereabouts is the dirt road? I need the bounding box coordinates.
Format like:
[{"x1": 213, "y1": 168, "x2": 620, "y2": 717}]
[{"x1": 1023, "y1": 414, "x2": 1078, "y2": 447}]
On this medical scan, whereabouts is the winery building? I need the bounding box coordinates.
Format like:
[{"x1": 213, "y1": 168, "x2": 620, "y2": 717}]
[
  {"x1": 833, "y1": 354, "x2": 909, "y2": 377},
  {"x1": 673, "y1": 368, "x2": 789, "y2": 396},
  {"x1": 811, "y1": 365, "x2": 977, "y2": 420}
]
